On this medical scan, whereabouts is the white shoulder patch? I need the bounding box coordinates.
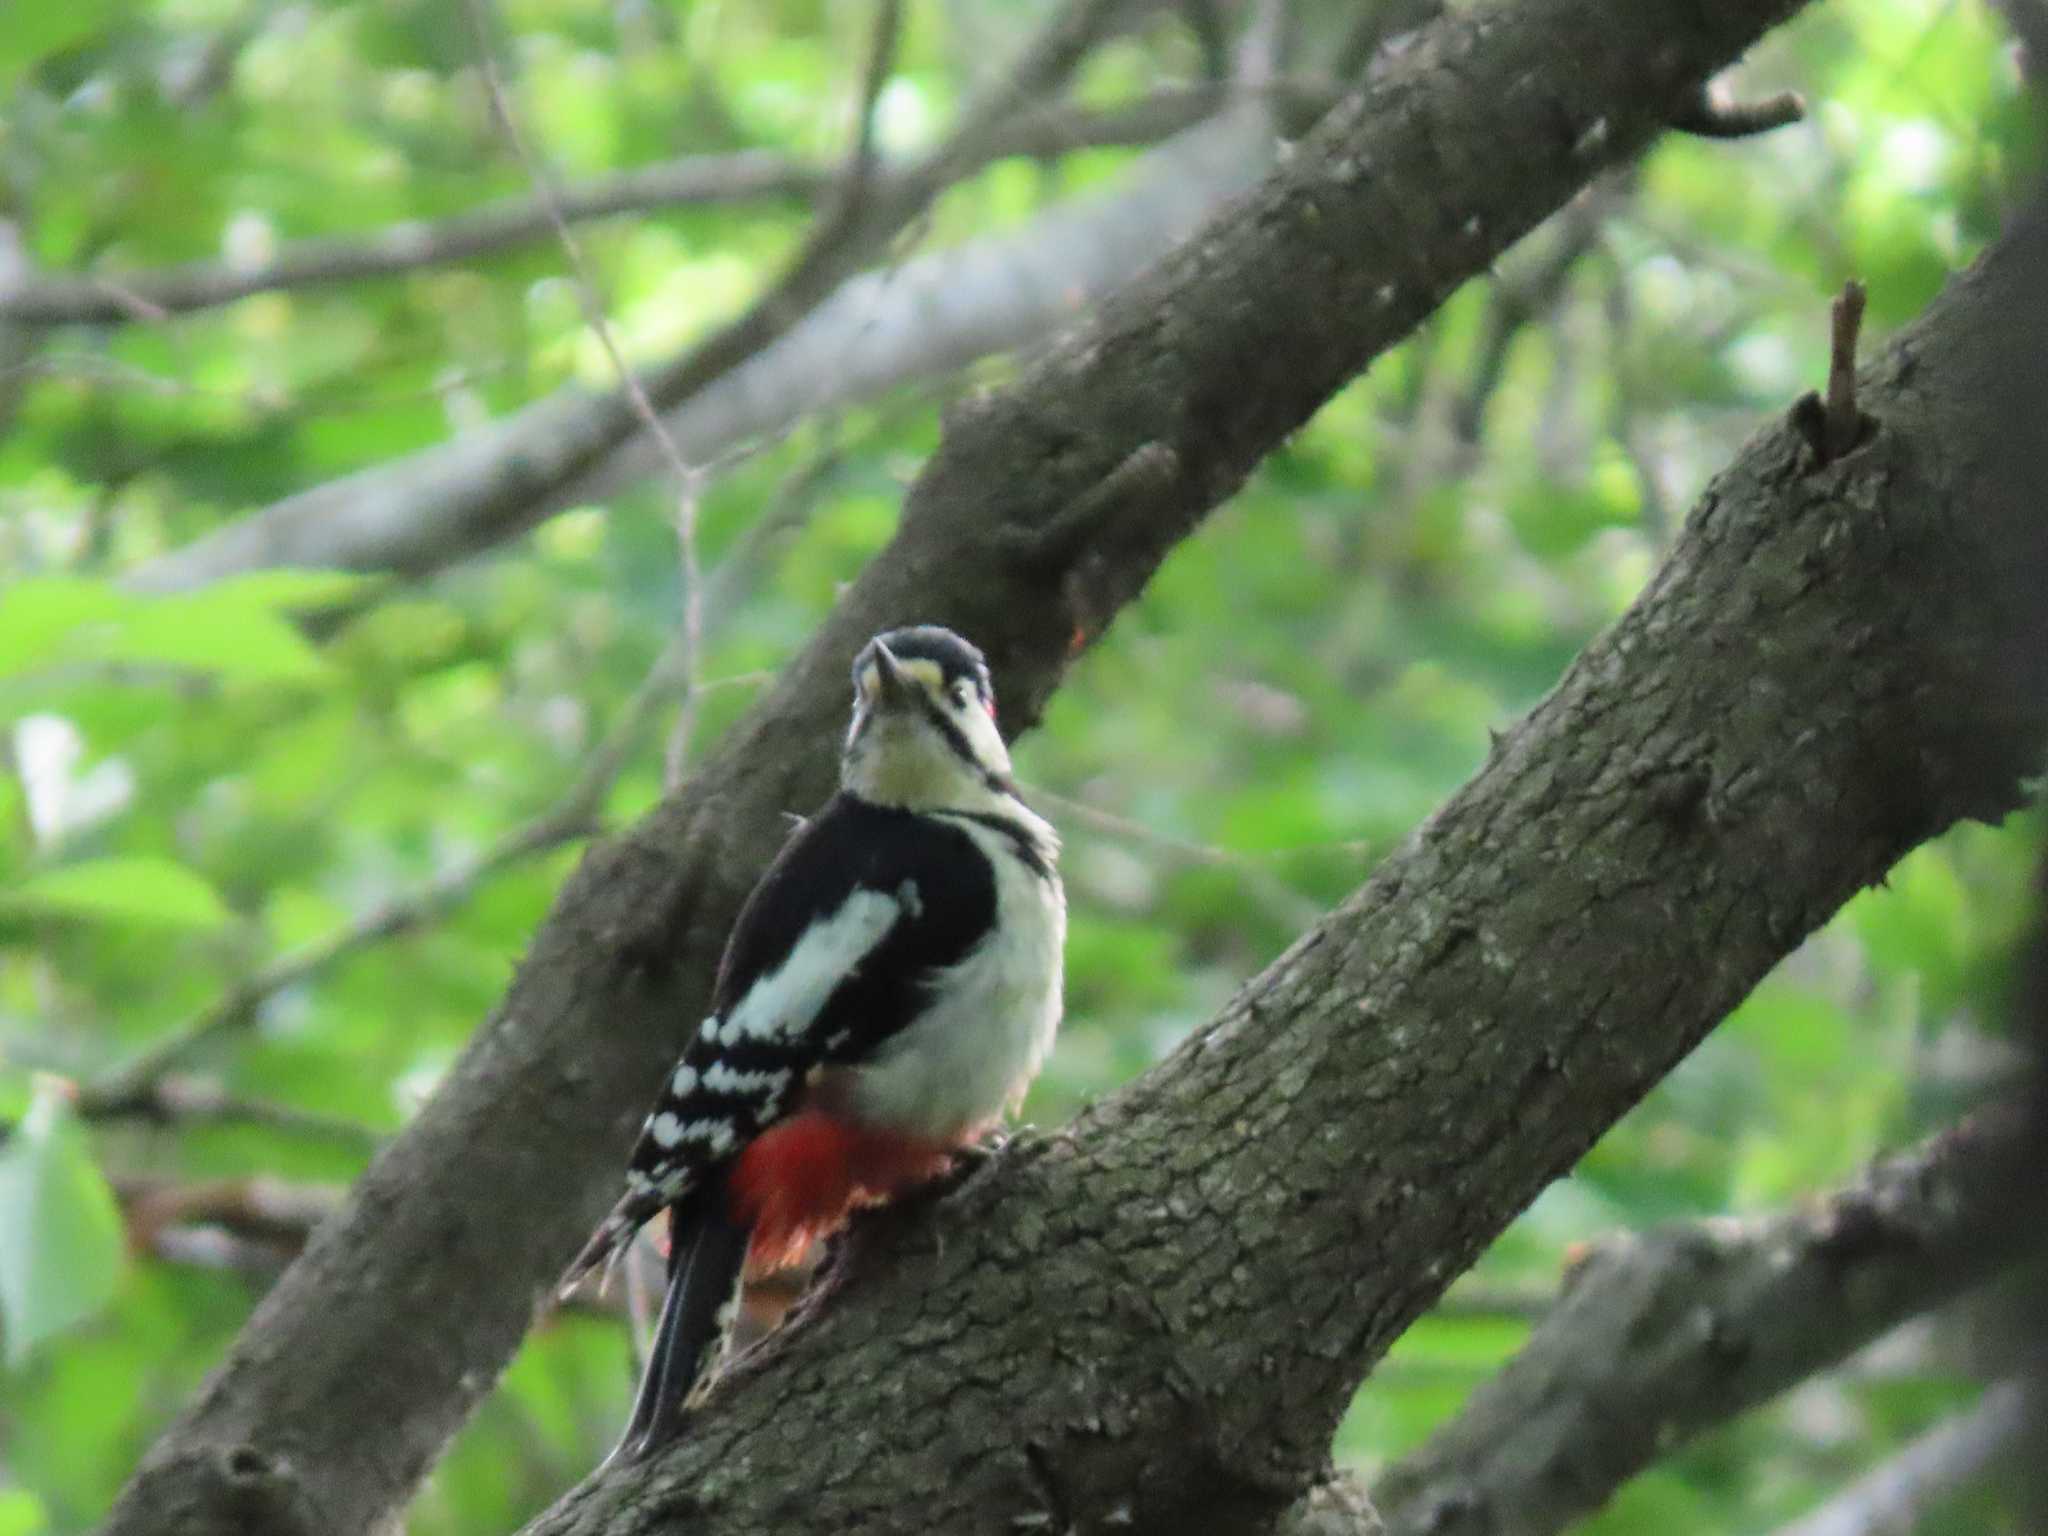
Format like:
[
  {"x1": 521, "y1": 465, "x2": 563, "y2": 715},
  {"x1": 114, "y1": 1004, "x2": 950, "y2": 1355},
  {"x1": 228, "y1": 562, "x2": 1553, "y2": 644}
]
[{"x1": 722, "y1": 887, "x2": 903, "y2": 1043}]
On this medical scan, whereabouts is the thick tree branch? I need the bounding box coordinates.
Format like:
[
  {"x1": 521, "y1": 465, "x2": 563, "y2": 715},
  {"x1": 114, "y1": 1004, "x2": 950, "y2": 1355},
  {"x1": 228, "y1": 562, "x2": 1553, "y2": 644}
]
[
  {"x1": 1371, "y1": 1111, "x2": 2040, "y2": 1536},
  {"x1": 98, "y1": 2, "x2": 1821, "y2": 1533},
  {"x1": 510, "y1": 195, "x2": 2048, "y2": 1536}
]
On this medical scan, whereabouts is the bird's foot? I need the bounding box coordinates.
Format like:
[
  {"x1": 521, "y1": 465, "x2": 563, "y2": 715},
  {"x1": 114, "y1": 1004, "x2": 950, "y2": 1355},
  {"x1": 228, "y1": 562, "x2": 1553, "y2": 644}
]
[
  {"x1": 948, "y1": 1126, "x2": 1011, "y2": 1170},
  {"x1": 896, "y1": 1128, "x2": 1022, "y2": 1209},
  {"x1": 948, "y1": 1121, "x2": 1041, "y2": 1176}
]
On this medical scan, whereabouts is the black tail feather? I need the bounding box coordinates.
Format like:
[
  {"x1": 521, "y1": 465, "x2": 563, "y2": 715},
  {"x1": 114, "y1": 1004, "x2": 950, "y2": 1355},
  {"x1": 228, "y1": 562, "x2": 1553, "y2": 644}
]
[{"x1": 614, "y1": 1179, "x2": 750, "y2": 1461}]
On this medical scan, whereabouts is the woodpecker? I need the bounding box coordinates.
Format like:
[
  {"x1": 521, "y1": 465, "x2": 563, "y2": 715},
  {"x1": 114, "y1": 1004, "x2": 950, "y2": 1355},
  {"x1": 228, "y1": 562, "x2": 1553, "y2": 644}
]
[{"x1": 561, "y1": 624, "x2": 1064, "y2": 1459}]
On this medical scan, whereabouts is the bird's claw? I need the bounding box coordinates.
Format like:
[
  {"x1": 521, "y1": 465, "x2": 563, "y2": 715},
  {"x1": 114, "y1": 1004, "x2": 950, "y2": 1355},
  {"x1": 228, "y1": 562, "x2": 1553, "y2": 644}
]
[
  {"x1": 949, "y1": 1131, "x2": 1004, "y2": 1169},
  {"x1": 953, "y1": 1121, "x2": 1038, "y2": 1170},
  {"x1": 911, "y1": 1127, "x2": 1022, "y2": 1205}
]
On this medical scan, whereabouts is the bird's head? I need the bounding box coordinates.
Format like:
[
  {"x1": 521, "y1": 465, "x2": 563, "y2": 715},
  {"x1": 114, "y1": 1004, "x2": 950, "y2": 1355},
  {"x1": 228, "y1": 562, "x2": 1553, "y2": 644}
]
[{"x1": 842, "y1": 625, "x2": 1014, "y2": 809}]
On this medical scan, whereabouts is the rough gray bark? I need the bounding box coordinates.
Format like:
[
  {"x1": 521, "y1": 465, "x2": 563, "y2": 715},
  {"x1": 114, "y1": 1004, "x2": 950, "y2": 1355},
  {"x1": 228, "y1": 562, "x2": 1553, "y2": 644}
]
[
  {"x1": 95, "y1": 3, "x2": 1817, "y2": 1534},
  {"x1": 1372, "y1": 1112, "x2": 2041, "y2": 1536}
]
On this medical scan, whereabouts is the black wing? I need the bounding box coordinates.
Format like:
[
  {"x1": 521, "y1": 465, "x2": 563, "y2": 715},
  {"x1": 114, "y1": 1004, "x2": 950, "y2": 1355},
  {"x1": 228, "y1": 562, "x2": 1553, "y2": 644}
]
[
  {"x1": 711, "y1": 793, "x2": 996, "y2": 1039},
  {"x1": 562, "y1": 793, "x2": 994, "y2": 1288}
]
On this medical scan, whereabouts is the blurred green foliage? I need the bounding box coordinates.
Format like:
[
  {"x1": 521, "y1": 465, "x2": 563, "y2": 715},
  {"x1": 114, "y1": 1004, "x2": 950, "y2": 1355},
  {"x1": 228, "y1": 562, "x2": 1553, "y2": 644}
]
[{"x1": 0, "y1": 0, "x2": 2039, "y2": 1531}]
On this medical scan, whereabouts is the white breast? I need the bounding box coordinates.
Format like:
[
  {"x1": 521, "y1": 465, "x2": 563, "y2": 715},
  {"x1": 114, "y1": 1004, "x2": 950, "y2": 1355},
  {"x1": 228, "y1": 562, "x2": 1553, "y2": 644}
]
[{"x1": 847, "y1": 814, "x2": 1065, "y2": 1141}]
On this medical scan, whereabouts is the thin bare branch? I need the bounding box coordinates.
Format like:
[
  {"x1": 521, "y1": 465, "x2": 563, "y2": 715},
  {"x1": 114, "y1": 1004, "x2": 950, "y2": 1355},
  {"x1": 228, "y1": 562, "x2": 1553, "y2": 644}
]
[
  {"x1": 1449, "y1": 188, "x2": 1611, "y2": 445},
  {"x1": 0, "y1": 154, "x2": 825, "y2": 326},
  {"x1": 1826, "y1": 277, "x2": 1871, "y2": 457},
  {"x1": 1791, "y1": 276, "x2": 1874, "y2": 466},
  {"x1": 82, "y1": 376, "x2": 866, "y2": 1120},
  {"x1": 76, "y1": 1075, "x2": 381, "y2": 1152},
  {"x1": 653, "y1": 0, "x2": 901, "y2": 793},
  {"x1": 461, "y1": 0, "x2": 703, "y2": 501},
  {"x1": 1773, "y1": 1380, "x2": 2029, "y2": 1536},
  {"x1": 77, "y1": 800, "x2": 594, "y2": 1113},
  {"x1": 661, "y1": 427, "x2": 848, "y2": 785},
  {"x1": 1673, "y1": 76, "x2": 1808, "y2": 138},
  {"x1": 1025, "y1": 781, "x2": 1326, "y2": 929},
  {"x1": 0, "y1": 78, "x2": 1326, "y2": 330},
  {"x1": 1599, "y1": 236, "x2": 1678, "y2": 543},
  {"x1": 118, "y1": 1174, "x2": 347, "y2": 1258},
  {"x1": 461, "y1": 0, "x2": 717, "y2": 805},
  {"x1": 841, "y1": 0, "x2": 905, "y2": 208},
  {"x1": 116, "y1": 1173, "x2": 626, "y2": 1326}
]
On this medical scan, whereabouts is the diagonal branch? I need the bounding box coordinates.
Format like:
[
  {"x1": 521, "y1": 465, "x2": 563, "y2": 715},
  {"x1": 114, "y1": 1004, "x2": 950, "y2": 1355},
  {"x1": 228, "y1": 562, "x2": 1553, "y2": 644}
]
[
  {"x1": 95, "y1": 3, "x2": 1824, "y2": 1533},
  {"x1": 1772, "y1": 1379, "x2": 2030, "y2": 1536},
  {"x1": 519, "y1": 192, "x2": 2048, "y2": 1535},
  {"x1": 1371, "y1": 1110, "x2": 2040, "y2": 1536}
]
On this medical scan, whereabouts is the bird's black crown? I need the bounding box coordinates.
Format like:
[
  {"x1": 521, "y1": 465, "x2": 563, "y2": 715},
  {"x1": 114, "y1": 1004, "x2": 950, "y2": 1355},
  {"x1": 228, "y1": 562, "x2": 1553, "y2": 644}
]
[{"x1": 858, "y1": 625, "x2": 993, "y2": 701}]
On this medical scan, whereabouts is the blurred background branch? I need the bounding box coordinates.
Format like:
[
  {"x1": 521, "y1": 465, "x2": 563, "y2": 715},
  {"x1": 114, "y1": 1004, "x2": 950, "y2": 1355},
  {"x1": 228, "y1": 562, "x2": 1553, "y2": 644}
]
[{"x1": 1369, "y1": 1111, "x2": 2040, "y2": 1536}]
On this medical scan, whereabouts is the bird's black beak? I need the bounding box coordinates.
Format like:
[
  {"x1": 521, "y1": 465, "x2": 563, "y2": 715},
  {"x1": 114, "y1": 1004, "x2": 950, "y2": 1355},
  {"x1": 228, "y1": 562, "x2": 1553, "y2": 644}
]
[{"x1": 867, "y1": 639, "x2": 913, "y2": 710}]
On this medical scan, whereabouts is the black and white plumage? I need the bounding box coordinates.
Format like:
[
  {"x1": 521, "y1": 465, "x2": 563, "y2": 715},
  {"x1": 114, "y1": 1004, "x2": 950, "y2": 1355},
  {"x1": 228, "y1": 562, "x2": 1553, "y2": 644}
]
[{"x1": 562, "y1": 625, "x2": 1064, "y2": 1458}]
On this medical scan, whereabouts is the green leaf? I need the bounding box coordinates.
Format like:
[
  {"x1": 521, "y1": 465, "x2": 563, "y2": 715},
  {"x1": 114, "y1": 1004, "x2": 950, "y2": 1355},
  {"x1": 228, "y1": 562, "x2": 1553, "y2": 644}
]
[
  {"x1": 0, "y1": 1488, "x2": 46, "y2": 1536},
  {"x1": 0, "y1": 576, "x2": 335, "y2": 683},
  {"x1": 5, "y1": 857, "x2": 233, "y2": 931},
  {"x1": 0, "y1": 579, "x2": 124, "y2": 678},
  {"x1": 0, "y1": 0, "x2": 120, "y2": 85},
  {"x1": 1850, "y1": 845, "x2": 1973, "y2": 1013},
  {"x1": 91, "y1": 598, "x2": 330, "y2": 682},
  {"x1": 203, "y1": 569, "x2": 385, "y2": 613},
  {"x1": 0, "y1": 1087, "x2": 124, "y2": 1366}
]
